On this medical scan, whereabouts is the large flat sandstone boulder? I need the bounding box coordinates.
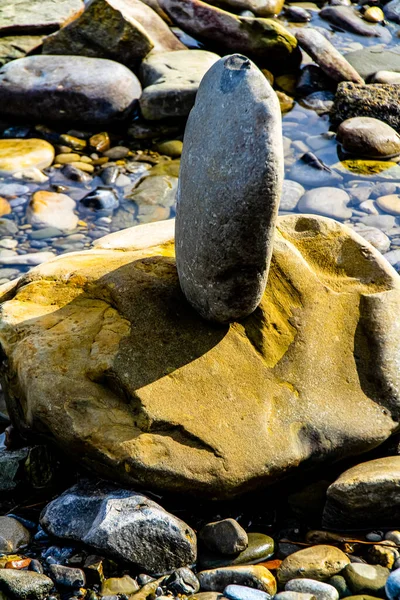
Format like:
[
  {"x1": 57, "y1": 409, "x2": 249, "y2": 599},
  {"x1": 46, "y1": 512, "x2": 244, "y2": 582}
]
[{"x1": 0, "y1": 215, "x2": 400, "y2": 498}]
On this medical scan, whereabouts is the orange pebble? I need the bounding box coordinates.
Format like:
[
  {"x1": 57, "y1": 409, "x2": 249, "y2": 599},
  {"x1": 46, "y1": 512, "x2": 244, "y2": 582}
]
[
  {"x1": 5, "y1": 558, "x2": 31, "y2": 569},
  {"x1": 258, "y1": 559, "x2": 282, "y2": 571}
]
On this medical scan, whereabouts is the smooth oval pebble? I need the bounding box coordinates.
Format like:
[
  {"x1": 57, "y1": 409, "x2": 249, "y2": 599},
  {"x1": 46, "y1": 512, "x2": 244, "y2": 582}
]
[
  {"x1": 376, "y1": 194, "x2": 400, "y2": 215},
  {"x1": 285, "y1": 579, "x2": 339, "y2": 600},
  {"x1": 297, "y1": 187, "x2": 351, "y2": 220},
  {"x1": 385, "y1": 569, "x2": 400, "y2": 600},
  {"x1": 0, "y1": 139, "x2": 54, "y2": 174},
  {"x1": 277, "y1": 545, "x2": 350, "y2": 585},
  {"x1": 364, "y1": 6, "x2": 384, "y2": 22},
  {"x1": 337, "y1": 117, "x2": 400, "y2": 159},
  {"x1": 224, "y1": 584, "x2": 272, "y2": 600},
  {"x1": 197, "y1": 565, "x2": 277, "y2": 595}
]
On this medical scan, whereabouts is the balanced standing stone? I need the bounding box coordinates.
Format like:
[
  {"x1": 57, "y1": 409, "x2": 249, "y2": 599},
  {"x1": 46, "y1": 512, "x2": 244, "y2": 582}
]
[{"x1": 175, "y1": 54, "x2": 283, "y2": 323}]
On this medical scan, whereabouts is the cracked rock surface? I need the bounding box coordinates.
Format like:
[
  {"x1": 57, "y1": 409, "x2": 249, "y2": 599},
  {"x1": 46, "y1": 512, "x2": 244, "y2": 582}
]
[{"x1": 0, "y1": 215, "x2": 400, "y2": 498}]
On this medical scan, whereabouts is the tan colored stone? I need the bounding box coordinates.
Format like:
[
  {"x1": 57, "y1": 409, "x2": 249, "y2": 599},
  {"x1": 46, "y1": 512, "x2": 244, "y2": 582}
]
[
  {"x1": 54, "y1": 153, "x2": 81, "y2": 164},
  {"x1": 69, "y1": 161, "x2": 95, "y2": 173},
  {"x1": 204, "y1": 0, "x2": 284, "y2": 17},
  {"x1": 43, "y1": 0, "x2": 185, "y2": 67},
  {"x1": 26, "y1": 190, "x2": 78, "y2": 231},
  {"x1": 376, "y1": 194, "x2": 400, "y2": 215},
  {"x1": 1, "y1": 216, "x2": 400, "y2": 498},
  {"x1": 0, "y1": 197, "x2": 11, "y2": 217},
  {"x1": 198, "y1": 565, "x2": 276, "y2": 594},
  {"x1": 0, "y1": 139, "x2": 54, "y2": 174},
  {"x1": 277, "y1": 545, "x2": 350, "y2": 584}
]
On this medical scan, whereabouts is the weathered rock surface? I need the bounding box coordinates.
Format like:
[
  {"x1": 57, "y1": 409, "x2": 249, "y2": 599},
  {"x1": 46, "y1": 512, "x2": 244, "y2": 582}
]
[
  {"x1": 1, "y1": 216, "x2": 400, "y2": 497},
  {"x1": 0, "y1": 517, "x2": 30, "y2": 553},
  {"x1": 0, "y1": 35, "x2": 45, "y2": 67},
  {"x1": 337, "y1": 117, "x2": 400, "y2": 158},
  {"x1": 0, "y1": 570, "x2": 53, "y2": 600},
  {"x1": 0, "y1": 55, "x2": 141, "y2": 124},
  {"x1": 0, "y1": 139, "x2": 54, "y2": 175},
  {"x1": 0, "y1": 0, "x2": 84, "y2": 35},
  {"x1": 277, "y1": 546, "x2": 350, "y2": 585},
  {"x1": 199, "y1": 519, "x2": 248, "y2": 556},
  {"x1": 40, "y1": 481, "x2": 196, "y2": 573},
  {"x1": 198, "y1": 533, "x2": 273, "y2": 570},
  {"x1": 343, "y1": 564, "x2": 389, "y2": 597},
  {"x1": 159, "y1": 0, "x2": 300, "y2": 73},
  {"x1": 139, "y1": 50, "x2": 220, "y2": 120},
  {"x1": 331, "y1": 83, "x2": 400, "y2": 131},
  {"x1": 176, "y1": 54, "x2": 283, "y2": 322},
  {"x1": 295, "y1": 29, "x2": 364, "y2": 84},
  {"x1": 43, "y1": 0, "x2": 184, "y2": 66},
  {"x1": 323, "y1": 457, "x2": 400, "y2": 528}
]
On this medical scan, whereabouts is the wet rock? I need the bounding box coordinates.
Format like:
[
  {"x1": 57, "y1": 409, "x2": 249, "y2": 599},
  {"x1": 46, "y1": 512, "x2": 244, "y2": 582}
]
[
  {"x1": 27, "y1": 190, "x2": 78, "y2": 230},
  {"x1": 0, "y1": 570, "x2": 53, "y2": 600},
  {"x1": 320, "y1": 6, "x2": 383, "y2": 36},
  {"x1": 165, "y1": 567, "x2": 199, "y2": 595},
  {"x1": 367, "y1": 542, "x2": 399, "y2": 569},
  {"x1": 40, "y1": 481, "x2": 197, "y2": 574},
  {"x1": 289, "y1": 154, "x2": 343, "y2": 186},
  {"x1": 154, "y1": 140, "x2": 183, "y2": 157},
  {"x1": 323, "y1": 458, "x2": 400, "y2": 528},
  {"x1": 0, "y1": 517, "x2": 30, "y2": 553},
  {"x1": 198, "y1": 533, "x2": 274, "y2": 570},
  {"x1": 199, "y1": 519, "x2": 248, "y2": 556},
  {"x1": 0, "y1": 0, "x2": 84, "y2": 35},
  {"x1": 283, "y1": 6, "x2": 312, "y2": 21},
  {"x1": 198, "y1": 566, "x2": 276, "y2": 594},
  {"x1": 224, "y1": 585, "x2": 273, "y2": 600},
  {"x1": 49, "y1": 565, "x2": 85, "y2": 589},
  {"x1": 2, "y1": 217, "x2": 400, "y2": 497},
  {"x1": 159, "y1": 0, "x2": 300, "y2": 73},
  {"x1": 128, "y1": 175, "x2": 177, "y2": 207},
  {"x1": 285, "y1": 580, "x2": 339, "y2": 600},
  {"x1": 383, "y1": 0, "x2": 400, "y2": 23},
  {"x1": 277, "y1": 546, "x2": 350, "y2": 585},
  {"x1": 81, "y1": 189, "x2": 119, "y2": 211},
  {"x1": 101, "y1": 575, "x2": 139, "y2": 596},
  {"x1": 331, "y1": 83, "x2": 400, "y2": 131},
  {"x1": 176, "y1": 54, "x2": 282, "y2": 322},
  {"x1": 295, "y1": 29, "x2": 364, "y2": 84},
  {"x1": 300, "y1": 91, "x2": 334, "y2": 113},
  {"x1": 139, "y1": 50, "x2": 219, "y2": 120},
  {"x1": 359, "y1": 214, "x2": 396, "y2": 230},
  {"x1": 342, "y1": 564, "x2": 389, "y2": 597},
  {"x1": 337, "y1": 117, "x2": 400, "y2": 158},
  {"x1": 296, "y1": 65, "x2": 335, "y2": 96},
  {"x1": 345, "y1": 47, "x2": 400, "y2": 81},
  {"x1": 363, "y1": 6, "x2": 384, "y2": 22},
  {"x1": 328, "y1": 575, "x2": 352, "y2": 597},
  {"x1": 103, "y1": 146, "x2": 130, "y2": 160},
  {"x1": 62, "y1": 164, "x2": 92, "y2": 183},
  {"x1": 0, "y1": 138, "x2": 54, "y2": 174},
  {"x1": 0, "y1": 55, "x2": 141, "y2": 124},
  {"x1": 280, "y1": 180, "x2": 305, "y2": 211},
  {"x1": 43, "y1": 0, "x2": 184, "y2": 67}
]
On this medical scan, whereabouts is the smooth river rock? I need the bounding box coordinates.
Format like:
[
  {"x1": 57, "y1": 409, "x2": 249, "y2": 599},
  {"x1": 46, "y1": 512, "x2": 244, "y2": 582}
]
[
  {"x1": 27, "y1": 191, "x2": 78, "y2": 231},
  {"x1": 295, "y1": 29, "x2": 364, "y2": 84},
  {"x1": 175, "y1": 54, "x2": 283, "y2": 323},
  {"x1": 277, "y1": 545, "x2": 350, "y2": 585},
  {"x1": 199, "y1": 519, "x2": 248, "y2": 556},
  {"x1": 323, "y1": 457, "x2": 400, "y2": 528},
  {"x1": 205, "y1": 0, "x2": 284, "y2": 17},
  {"x1": 0, "y1": 139, "x2": 54, "y2": 174},
  {"x1": 139, "y1": 50, "x2": 220, "y2": 120},
  {"x1": 0, "y1": 0, "x2": 84, "y2": 35},
  {"x1": 40, "y1": 480, "x2": 197, "y2": 574},
  {"x1": 345, "y1": 46, "x2": 400, "y2": 81},
  {"x1": 337, "y1": 117, "x2": 400, "y2": 158},
  {"x1": 320, "y1": 6, "x2": 383, "y2": 36},
  {"x1": 43, "y1": 0, "x2": 184, "y2": 66},
  {"x1": 285, "y1": 580, "x2": 338, "y2": 600},
  {"x1": 0, "y1": 570, "x2": 53, "y2": 600},
  {"x1": 159, "y1": 0, "x2": 299, "y2": 73},
  {"x1": 1, "y1": 216, "x2": 400, "y2": 498},
  {"x1": 197, "y1": 566, "x2": 276, "y2": 594},
  {"x1": 198, "y1": 533, "x2": 274, "y2": 571},
  {"x1": 297, "y1": 187, "x2": 351, "y2": 220},
  {"x1": 0, "y1": 55, "x2": 141, "y2": 124}
]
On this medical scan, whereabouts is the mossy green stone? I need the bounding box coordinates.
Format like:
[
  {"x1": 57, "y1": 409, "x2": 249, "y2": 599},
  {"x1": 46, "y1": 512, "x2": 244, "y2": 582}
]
[{"x1": 198, "y1": 533, "x2": 274, "y2": 570}]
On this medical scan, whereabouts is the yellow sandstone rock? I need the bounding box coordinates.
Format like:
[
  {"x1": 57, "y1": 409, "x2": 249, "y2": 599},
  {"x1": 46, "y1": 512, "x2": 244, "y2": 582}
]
[{"x1": 0, "y1": 216, "x2": 400, "y2": 498}]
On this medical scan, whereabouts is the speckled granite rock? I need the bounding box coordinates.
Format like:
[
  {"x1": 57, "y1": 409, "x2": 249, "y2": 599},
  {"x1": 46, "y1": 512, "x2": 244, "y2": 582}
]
[{"x1": 331, "y1": 83, "x2": 400, "y2": 131}]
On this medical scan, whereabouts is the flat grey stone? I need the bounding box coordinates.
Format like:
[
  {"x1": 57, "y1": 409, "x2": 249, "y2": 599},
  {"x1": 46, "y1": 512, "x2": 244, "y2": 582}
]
[
  {"x1": 297, "y1": 187, "x2": 351, "y2": 220},
  {"x1": 285, "y1": 580, "x2": 338, "y2": 600},
  {"x1": 280, "y1": 180, "x2": 305, "y2": 211},
  {"x1": 175, "y1": 54, "x2": 283, "y2": 323},
  {"x1": 345, "y1": 46, "x2": 400, "y2": 80},
  {"x1": 0, "y1": 516, "x2": 30, "y2": 553},
  {"x1": 40, "y1": 480, "x2": 197, "y2": 574},
  {"x1": 0, "y1": 55, "x2": 141, "y2": 124},
  {"x1": 139, "y1": 50, "x2": 220, "y2": 120},
  {"x1": 320, "y1": 6, "x2": 384, "y2": 37},
  {"x1": 199, "y1": 519, "x2": 248, "y2": 556},
  {"x1": 0, "y1": 0, "x2": 84, "y2": 35}
]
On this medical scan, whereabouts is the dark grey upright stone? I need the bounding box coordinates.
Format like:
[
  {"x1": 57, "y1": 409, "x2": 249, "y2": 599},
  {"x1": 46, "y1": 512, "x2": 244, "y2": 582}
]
[{"x1": 175, "y1": 54, "x2": 283, "y2": 323}]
